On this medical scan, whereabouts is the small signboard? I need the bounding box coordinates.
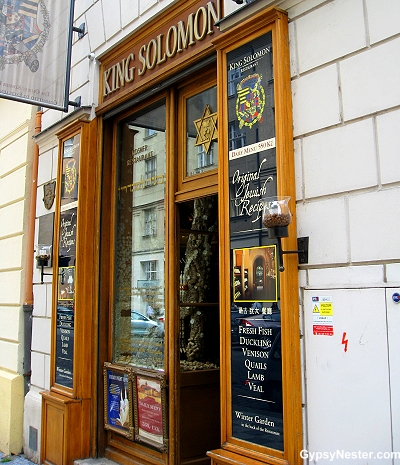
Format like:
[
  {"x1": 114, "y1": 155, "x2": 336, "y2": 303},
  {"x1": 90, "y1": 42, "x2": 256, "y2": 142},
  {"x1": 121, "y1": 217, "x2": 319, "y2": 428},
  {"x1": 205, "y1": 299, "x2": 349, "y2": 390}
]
[
  {"x1": 133, "y1": 369, "x2": 167, "y2": 452},
  {"x1": 104, "y1": 363, "x2": 134, "y2": 440},
  {"x1": 312, "y1": 296, "x2": 334, "y2": 336}
]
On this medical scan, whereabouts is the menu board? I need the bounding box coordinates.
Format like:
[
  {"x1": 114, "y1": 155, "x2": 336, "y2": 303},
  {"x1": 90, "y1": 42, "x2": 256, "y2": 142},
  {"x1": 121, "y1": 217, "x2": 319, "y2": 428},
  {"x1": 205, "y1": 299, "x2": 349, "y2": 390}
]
[
  {"x1": 55, "y1": 304, "x2": 74, "y2": 387},
  {"x1": 54, "y1": 134, "x2": 80, "y2": 389},
  {"x1": 227, "y1": 31, "x2": 284, "y2": 451}
]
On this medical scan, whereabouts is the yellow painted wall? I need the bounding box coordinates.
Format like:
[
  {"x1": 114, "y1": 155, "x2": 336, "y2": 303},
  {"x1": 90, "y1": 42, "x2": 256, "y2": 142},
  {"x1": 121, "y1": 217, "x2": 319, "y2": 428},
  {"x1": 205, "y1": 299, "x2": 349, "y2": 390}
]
[{"x1": 0, "y1": 370, "x2": 24, "y2": 454}]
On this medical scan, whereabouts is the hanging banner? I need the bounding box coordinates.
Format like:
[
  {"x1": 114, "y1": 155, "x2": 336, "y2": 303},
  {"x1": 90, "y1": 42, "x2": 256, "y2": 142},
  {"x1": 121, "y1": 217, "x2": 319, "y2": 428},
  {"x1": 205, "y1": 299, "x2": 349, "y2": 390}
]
[
  {"x1": 228, "y1": 30, "x2": 284, "y2": 451},
  {"x1": 0, "y1": 0, "x2": 74, "y2": 111}
]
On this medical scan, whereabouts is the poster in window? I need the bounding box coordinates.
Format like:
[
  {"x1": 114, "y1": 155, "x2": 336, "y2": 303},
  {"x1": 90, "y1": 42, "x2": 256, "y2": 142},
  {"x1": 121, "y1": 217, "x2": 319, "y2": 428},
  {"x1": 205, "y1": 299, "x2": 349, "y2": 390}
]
[
  {"x1": 228, "y1": 31, "x2": 284, "y2": 451},
  {"x1": 104, "y1": 363, "x2": 134, "y2": 440},
  {"x1": 61, "y1": 134, "x2": 80, "y2": 206},
  {"x1": 133, "y1": 370, "x2": 167, "y2": 452},
  {"x1": 233, "y1": 246, "x2": 277, "y2": 302}
]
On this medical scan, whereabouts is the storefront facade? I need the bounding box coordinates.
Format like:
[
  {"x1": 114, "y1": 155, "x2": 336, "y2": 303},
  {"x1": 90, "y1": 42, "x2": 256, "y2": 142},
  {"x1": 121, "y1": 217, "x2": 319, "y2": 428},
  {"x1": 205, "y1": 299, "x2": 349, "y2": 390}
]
[{"x1": 20, "y1": 1, "x2": 400, "y2": 465}]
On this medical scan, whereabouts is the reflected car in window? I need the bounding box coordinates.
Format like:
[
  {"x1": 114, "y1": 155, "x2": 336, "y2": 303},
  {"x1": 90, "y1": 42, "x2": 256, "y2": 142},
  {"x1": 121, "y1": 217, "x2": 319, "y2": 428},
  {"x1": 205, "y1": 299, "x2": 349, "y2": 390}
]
[{"x1": 131, "y1": 311, "x2": 158, "y2": 336}]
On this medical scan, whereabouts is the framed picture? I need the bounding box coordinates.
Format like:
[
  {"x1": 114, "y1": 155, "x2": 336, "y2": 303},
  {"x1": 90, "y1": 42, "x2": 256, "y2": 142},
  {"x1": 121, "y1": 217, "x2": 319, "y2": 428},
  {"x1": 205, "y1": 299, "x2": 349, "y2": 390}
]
[
  {"x1": 232, "y1": 245, "x2": 277, "y2": 303},
  {"x1": 133, "y1": 369, "x2": 168, "y2": 452},
  {"x1": 104, "y1": 363, "x2": 134, "y2": 440}
]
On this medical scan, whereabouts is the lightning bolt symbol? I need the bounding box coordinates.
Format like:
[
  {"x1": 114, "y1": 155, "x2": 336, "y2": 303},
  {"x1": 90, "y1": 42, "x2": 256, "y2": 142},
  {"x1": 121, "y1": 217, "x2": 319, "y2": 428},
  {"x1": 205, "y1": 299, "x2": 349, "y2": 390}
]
[{"x1": 342, "y1": 332, "x2": 348, "y2": 352}]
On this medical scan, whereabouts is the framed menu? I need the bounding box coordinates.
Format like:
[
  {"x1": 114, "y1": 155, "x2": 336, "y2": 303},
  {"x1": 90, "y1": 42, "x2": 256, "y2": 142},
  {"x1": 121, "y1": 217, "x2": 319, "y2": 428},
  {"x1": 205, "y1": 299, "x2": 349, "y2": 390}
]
[{"x1": 227, "y1": 31, "x2": 284, "y2": 451}]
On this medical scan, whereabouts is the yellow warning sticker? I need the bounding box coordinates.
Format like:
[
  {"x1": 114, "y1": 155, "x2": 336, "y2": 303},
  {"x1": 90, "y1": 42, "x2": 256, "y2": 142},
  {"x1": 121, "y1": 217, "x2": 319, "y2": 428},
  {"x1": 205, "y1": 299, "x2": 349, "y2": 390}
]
[{"x1": 320, "y1": 302, "x2": 333, "y2": 315}]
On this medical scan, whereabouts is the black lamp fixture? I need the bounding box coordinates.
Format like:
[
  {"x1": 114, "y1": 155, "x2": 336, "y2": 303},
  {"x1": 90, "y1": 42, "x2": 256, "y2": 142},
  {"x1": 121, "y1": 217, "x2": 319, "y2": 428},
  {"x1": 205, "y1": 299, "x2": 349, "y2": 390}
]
[
  {"x1": 35, "y1": 245, "x2": 52, "y2": 284},
  {"x1": 262, "y1": 196, "x2": 309, "y2": 272}
]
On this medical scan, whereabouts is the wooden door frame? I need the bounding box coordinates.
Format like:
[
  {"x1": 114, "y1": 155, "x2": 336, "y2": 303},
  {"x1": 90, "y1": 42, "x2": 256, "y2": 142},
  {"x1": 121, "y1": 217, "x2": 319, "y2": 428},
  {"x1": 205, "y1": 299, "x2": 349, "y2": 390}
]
[{"x1": 210, "y1": 7, "x2": 303, "y2": 465}]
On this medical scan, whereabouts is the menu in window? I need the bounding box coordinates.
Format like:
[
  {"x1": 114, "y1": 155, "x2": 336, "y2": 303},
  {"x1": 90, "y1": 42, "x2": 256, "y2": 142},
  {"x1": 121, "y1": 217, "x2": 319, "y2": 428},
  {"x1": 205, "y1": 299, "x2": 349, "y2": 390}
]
[{"x1": 227, "y1": 31, "x2": 284, "y2": 451}]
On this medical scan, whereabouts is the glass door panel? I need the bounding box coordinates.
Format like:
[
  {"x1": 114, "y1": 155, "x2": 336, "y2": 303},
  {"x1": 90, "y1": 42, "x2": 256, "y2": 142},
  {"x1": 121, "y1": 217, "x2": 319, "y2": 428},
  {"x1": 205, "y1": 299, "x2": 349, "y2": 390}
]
[
  {"x1": 113, "y1": 101, "x2": 166, "y2": 371},
  {"x1": 178, "y1": 195, "x2": 220, "y2": 371},
  {"x1": 185, "y1": 86, "x2": 218, "y2": 177}
]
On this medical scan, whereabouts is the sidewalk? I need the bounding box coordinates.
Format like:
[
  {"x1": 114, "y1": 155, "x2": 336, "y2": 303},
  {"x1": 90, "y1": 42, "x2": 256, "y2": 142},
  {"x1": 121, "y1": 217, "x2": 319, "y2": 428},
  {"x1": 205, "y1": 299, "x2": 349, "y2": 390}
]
[{"x1": 0, "y1": 452, "x2": 36, "y2": 465}]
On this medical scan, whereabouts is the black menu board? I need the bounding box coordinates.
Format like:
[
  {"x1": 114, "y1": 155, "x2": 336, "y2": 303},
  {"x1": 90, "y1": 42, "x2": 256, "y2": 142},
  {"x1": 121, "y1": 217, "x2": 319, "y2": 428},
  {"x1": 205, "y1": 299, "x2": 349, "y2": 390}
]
[
  {"x1": 227, "y1": 31, "x2": 283, "y2": 451},
  {"x1": 54, "y1": 134, "x2": 80, "y2": 389}
]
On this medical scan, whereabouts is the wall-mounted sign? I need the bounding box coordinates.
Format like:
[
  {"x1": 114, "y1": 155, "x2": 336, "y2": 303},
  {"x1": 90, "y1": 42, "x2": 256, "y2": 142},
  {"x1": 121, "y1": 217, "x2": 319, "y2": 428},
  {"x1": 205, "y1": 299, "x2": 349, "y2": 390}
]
[
  {"x1": 228, "y1": 30, "x2": 284, "y2": 451},
  {"x1": 101, "y1": 0, "x2": 221, "y2": 103},
  {"x1": 312, "y1": 296, "x2": 334, "y2": 336},
  {"x1": 0, "y1": 0, "x2": 74, "y2": 111}
]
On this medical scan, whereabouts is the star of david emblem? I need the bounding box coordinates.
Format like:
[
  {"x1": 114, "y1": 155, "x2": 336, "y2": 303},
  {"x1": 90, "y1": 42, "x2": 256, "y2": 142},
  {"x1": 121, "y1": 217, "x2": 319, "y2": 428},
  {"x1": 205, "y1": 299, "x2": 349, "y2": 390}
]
[{"x1": 193, "y1": 104, "x2": 218, "y2": 154}]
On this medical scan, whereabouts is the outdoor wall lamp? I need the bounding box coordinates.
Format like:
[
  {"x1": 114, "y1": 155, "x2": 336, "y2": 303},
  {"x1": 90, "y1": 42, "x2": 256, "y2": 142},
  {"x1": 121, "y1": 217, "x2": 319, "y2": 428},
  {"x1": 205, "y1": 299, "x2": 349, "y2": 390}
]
[
  {"x1": 262, "y1": 197, "x2": 309, "y2": 272},
  {"x1": 35, "y1": 244, "x2": 52, "y2": 284},
  {"x1": 72, "y1": 23, "x2": 85, "y2": 39}
]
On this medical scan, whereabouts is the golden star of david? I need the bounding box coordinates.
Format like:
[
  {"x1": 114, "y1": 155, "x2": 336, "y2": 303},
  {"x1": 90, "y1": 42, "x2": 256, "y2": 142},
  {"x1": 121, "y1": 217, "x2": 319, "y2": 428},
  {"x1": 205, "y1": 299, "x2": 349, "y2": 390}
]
[{"x1": 193, "y1": 104, "x2": 218, "y2": 154}]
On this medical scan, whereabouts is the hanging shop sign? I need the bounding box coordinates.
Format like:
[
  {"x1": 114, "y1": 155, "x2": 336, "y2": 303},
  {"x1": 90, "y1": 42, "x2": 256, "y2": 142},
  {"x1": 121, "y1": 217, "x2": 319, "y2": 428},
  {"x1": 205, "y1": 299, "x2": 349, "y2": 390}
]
[
  {"x1": 228, "y1": 31, "x2": 284, "y2": 451},
  {"x1": 101, "y1": 0, "x2": 221, "y2": 103},
  {"x1": 0, "y1": 0, "x2": 75, "y2": 111}
]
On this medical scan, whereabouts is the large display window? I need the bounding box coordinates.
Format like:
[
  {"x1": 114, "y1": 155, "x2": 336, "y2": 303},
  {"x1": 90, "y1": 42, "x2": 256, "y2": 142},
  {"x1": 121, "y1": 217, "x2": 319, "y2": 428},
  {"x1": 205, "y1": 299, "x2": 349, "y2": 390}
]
[
  {"x1": 113, "y1": 102, "x2": 166, "y2": 371},
  {"x1": 99, "y1": 67, "x2": 221, "y2": 464}
]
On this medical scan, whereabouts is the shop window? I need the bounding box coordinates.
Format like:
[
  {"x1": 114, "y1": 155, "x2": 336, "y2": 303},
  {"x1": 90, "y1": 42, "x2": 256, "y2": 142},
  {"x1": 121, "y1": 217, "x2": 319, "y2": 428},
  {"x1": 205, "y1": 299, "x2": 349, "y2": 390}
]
[
  {"x1": 142, "y1": 260, "x2": 158, "y2": 282},
  {"x1": 143, "y1": 208, "x2": 156, "y2": 236},
  {"x1": 145, "y1": 128, "x2": 157, "y2": 138},
  {"x1": 103, "y1": 68, "x2": 221, "y2": 463},
  {"x1": 145, "y1": 156, "x2": 157, "y2": 186},
  {"x1": 228, "y1": 68, "x2": 241, "y2": 97},
  {"x1": 228, "y1": 122, "x2": 246, "y2": 151},
  {"x1": 113, "y1": 101, "x2": 166, "y2": 371},
  {"x1": 185, "y1": 86, "x2": 218, "y2": 177}
]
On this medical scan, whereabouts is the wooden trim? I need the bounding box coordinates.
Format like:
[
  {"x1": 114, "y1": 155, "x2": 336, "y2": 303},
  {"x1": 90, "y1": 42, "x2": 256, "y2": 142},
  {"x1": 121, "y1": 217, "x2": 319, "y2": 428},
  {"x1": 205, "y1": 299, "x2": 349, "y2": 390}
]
[
  {"x1": 212, "y1": 7, "x2": 302, "y2": 465},
  {"x1": 41, "y1": 117, "x2": 99, "y2": 464},
  {"x1": 102, "y1": 92, "x2": 170, "y2": 464},
  {"x1": 176, "y1": 66, "x2": 218, "y2": 197},
  {"x1": 166, "y1": 86, "x2": 180, "y2": 465}
]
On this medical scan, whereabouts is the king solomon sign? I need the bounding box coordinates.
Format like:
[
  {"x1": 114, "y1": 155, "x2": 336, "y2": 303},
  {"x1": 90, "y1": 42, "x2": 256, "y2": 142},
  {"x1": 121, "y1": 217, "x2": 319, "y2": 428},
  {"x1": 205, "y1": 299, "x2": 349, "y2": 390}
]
[
  {"x1": 0, "y1": 0, "x2": 74, "y2": 111},
  {"x1": 102, "y1": 1, "x2": 220, "y2": 101}
]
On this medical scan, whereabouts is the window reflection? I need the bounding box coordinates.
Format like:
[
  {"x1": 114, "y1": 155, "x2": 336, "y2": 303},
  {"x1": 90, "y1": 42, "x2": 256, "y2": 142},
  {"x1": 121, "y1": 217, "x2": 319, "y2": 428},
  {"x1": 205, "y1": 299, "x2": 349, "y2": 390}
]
[
  {"x1": 113, "y1": 102, "x2": 166, "y2": 371},
  {"x1": 186, "y1": 87, "x2": 218, "y2": 177}
]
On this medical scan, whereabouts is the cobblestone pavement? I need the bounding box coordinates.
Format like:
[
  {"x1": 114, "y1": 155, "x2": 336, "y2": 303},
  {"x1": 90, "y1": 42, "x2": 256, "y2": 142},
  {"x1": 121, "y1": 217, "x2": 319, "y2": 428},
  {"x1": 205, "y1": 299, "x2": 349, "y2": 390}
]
[{"x1": 0, "y1": 452, "x2": 36, "y2": 465}]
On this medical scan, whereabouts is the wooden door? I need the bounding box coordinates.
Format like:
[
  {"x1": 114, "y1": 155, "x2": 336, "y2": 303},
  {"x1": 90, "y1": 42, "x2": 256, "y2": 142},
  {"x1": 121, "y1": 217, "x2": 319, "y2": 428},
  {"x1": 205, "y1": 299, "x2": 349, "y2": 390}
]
[{"x1": 100, "y1": 67, "x2": 220, "y2": 465}]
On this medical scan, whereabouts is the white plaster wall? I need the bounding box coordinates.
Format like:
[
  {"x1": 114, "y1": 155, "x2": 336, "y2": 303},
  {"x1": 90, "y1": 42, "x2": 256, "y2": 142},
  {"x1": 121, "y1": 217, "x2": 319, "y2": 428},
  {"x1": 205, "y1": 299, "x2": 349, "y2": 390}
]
[
  {"x1": 0, "y1": 100, "x2": 33, "y2": 455},
  {"x1": 284, "y1": 0, "x2": 400, "y2": 461},
  {"x1": 287, "y1": 0, "x2": 400, "y2": 280}
]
